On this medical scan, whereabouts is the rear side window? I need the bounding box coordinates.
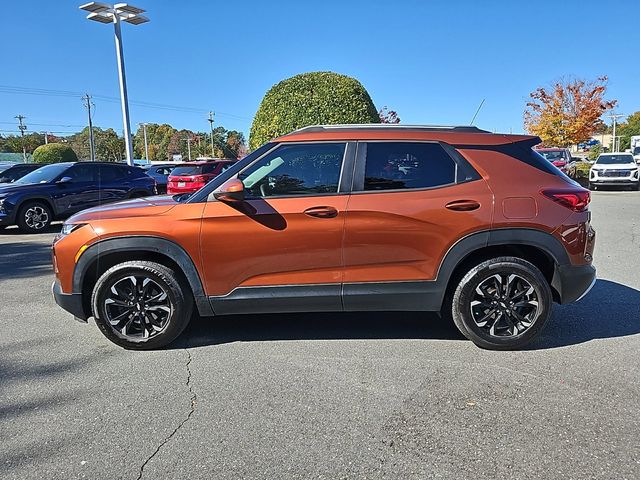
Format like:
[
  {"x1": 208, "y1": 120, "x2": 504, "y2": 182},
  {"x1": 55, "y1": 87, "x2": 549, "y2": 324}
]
[
  {"x1": 171, "y1": 165, "x2": 203, "y2": 176},
  {"x1": 97, "y1": 165, "x2": 124, "y2": 182},
  {"x1": 362, "y1": 142, "x2": 457, "y2": 191}
]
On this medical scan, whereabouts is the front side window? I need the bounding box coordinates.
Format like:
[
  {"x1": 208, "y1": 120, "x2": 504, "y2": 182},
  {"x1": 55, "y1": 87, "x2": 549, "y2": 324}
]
[
  {"x1": 66, "y1": 165, "x2": 95, "y2": 182},
  {"x1": 239, "y1": 143, "x2": 346, "y2": 197},
  {"x1": 363, "y1": 142, "x2": 456, "y2": 191}
]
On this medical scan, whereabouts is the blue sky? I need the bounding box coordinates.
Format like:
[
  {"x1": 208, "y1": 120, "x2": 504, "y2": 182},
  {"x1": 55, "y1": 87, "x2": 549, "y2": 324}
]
[{"x1": 1, "y1": 0, "x2": 638, "y2": 139}]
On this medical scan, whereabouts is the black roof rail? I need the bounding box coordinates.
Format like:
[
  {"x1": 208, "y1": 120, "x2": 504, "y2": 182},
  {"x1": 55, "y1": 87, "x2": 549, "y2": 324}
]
[{"x1": 291, "y1": 124, "x2": 491, "y2": 134}]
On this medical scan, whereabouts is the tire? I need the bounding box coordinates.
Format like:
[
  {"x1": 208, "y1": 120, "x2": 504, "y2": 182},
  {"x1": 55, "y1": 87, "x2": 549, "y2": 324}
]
[
  {"x1": 16, "y1": 201, "x2": 53, "y2": 233},
  {"x1": 448, "y1": 257, "x2": 552, "y2": 350},
  {"x1": 91, "y1": 261, "x2": 194, "y2": 350}
]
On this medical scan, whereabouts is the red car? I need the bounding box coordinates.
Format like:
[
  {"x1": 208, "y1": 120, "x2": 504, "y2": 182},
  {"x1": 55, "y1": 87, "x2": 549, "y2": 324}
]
[
  {"x1": 167, "y1": 160, "x2": 236, "y2": 195},
  {"x1": 536, "y1": 148, "x2": 572, "y2": 173}
]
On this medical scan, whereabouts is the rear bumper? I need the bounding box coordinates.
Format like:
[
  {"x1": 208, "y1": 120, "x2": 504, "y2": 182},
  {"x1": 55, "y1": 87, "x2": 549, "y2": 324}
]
[
  {"x1": 52, "y1": 280, "x2": 88, "y2": 322},
  {"x1": 551, "y1": 264, "x2": 596, "y2": 304}
]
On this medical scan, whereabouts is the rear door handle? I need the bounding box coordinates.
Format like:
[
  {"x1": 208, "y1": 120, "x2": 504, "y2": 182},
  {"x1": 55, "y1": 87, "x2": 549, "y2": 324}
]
[
  {"x1": 303, "y1": 206, "x2": 338, "y2": 218},
  {"x1": 445, "y1": 200, "x2": 480, "y2": 211}
]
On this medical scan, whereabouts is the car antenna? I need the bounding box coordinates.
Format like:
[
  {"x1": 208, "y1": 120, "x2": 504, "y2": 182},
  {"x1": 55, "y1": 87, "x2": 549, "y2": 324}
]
[{"x1": 470, "y1": 99, "x2": 486, "y2": 126}]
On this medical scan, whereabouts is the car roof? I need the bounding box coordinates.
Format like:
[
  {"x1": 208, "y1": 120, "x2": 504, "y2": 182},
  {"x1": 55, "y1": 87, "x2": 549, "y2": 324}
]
[
  {"x1": 175, "y1": 159, "x2": 235, "y2": 165},
  {"x1": 276, "y1": 124, "x2": 538, "y2": 146}
]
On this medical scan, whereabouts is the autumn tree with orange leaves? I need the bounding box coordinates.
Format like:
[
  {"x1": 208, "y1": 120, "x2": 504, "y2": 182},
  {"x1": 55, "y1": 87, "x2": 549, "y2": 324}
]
[{"x1": 524, "y1": 76, "x2": 616, "y2": 147}]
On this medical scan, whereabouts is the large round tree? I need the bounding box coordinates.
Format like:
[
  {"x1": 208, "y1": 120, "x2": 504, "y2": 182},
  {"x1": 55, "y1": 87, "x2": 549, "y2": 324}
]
[
  {"x1": 249, "y1": 71, "x2": 380, "y2": 150},
  {"x1": 32, "y1": 143, "x2": 78, "y2": 163}
]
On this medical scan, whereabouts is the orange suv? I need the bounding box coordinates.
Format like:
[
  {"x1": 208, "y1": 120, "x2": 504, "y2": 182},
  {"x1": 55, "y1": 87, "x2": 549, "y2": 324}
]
[{"x1": 52, "y1": 125, "x2": 596, "y2": 350}]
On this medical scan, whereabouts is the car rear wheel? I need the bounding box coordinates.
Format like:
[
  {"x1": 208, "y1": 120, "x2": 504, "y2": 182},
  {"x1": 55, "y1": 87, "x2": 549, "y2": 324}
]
[
  {"x1": 91, "y1": 261, "x2": 193, "y2": 350},
  {"x1": 17, "y1": 201, "x2": 53, "y2": 233},
  {"x1": 449, "y1": 257, "x2": 552, "y2": 350}
]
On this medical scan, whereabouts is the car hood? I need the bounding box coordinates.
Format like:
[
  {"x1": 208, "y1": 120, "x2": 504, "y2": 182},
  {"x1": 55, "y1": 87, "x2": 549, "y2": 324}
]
[
  {"x1": 591, "y1": 163, "x2": 637, "y2": 169},
  {"x1": 0, "y1": 182, "x2": 49, "y2": 195},
  {"x1": 67, "y1": 195, "x2": 179, "y2": 223}
]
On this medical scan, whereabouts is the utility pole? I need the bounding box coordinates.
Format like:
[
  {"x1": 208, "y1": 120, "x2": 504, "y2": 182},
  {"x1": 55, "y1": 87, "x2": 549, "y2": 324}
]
[
  {"x1": 83, "y1": 94, "x2": 96, "y2": 161},
  {"x1": 139, "y1": 122, "x2": 149, "y2": 160},
  {"x1": 608, "y1": 113, "x2": 624, "y2": 152},
  {"x1": 43, "y1": 131, "x2": 49, "y2": 144},
  {"x1": 184, "y1": 136, "x2": 192, "y2": 161},
  {"x1": 208, "y1": 111, "x2": 215, "y2": 157},
  {"x1": 15, "y1": 115, "x2": 27, "y2": 162}
]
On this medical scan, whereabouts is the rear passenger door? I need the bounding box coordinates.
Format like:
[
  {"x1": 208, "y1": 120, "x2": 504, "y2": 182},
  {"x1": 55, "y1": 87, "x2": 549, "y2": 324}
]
[
  {"x1": 342, "y1": 141, "x2": 493, "y2": 310},
  {"x1": 97, "y1": 164, "x2": 129, "y2": 203}
]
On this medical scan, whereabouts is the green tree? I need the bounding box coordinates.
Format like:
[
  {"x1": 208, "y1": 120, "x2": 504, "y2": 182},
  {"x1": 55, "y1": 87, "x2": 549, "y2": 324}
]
[
  {"x1": 249, "y1": 71, "x2": 380, "y2": 150},
  {"x1": 133, "y1": 123, "x2": 178, "y2": 161},
  {"x1": 66, "y1": 127, "x2": 124, "y2": 161},
  {"x1": 32, "y1": 143, "x2": 78, "y2": 163},
  {"x1": 1, "y1": 133, "x2": 45, "y2": 153},
  {"x1": 616, "y1": 112, "x2": 640, "y2": 151}
]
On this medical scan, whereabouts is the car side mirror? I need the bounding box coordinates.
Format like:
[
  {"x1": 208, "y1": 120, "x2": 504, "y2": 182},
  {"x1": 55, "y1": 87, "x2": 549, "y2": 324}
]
[
  {"x1": 57, "y1": 176, "x2": 73, "y2": 184},
  {"x1": 214, "y1": 178, "x2": 245, "y2": 202}
]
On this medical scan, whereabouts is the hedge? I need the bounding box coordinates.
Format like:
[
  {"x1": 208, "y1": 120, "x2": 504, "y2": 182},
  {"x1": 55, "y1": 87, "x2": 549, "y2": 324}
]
[
  {"x1": 249, "y1": 71, "x2": 380, "y2": 150},
  {"x1": 32, "y1": 143, "x2": 78, "y2": 164}
]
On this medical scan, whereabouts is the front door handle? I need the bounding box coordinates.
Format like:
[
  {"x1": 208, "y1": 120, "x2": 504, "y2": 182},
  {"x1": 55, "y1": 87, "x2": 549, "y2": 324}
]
[
  {"x1": 445, "y1": 200, "x2": 480, "y2": 211},
  {"x1": 303, "y1": 206, "x2": 338, "y2": 218}
]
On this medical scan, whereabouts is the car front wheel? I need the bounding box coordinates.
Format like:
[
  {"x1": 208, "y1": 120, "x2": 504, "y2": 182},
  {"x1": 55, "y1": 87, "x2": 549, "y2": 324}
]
[
  {"x1": 17, "y1": 201, "x2": 53, "y2": 233},
  {"x1": 91, "y1": 261, "x2": 193, "y2": 350},
  {"x1": 449, "y1": 257, "x2": 552, "y2": 350}
]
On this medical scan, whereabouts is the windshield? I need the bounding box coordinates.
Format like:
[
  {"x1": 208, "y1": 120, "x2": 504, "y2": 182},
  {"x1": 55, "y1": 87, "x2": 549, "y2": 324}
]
[
  {"x1": 538, "y1": 151, "x2": 565, "y2": 161},
  {"x1": 14, "y1": 163, "x2": 68, "y2": 184},
  {"x1": 633, "y1": 147, "x2": 640, "y2": 156},
  {"x1": 595, "y1": 154, "x2": 635, "y2": 165}
]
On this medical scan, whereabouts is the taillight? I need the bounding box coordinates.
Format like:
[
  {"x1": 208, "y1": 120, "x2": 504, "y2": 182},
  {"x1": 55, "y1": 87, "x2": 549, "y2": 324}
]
[
  {"x1": 192, "y1": 175, "x2": 207, "y2": 183},
  {"x1": 541, "y1": 188, "x2": 590, "y2": 212}
]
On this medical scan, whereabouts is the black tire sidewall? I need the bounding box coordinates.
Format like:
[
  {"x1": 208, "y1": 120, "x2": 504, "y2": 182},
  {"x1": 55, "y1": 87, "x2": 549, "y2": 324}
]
[
  {"x1": 17, "y1": 201, "x2": 52, "y2": 233},
  {"x1": 452, "y1": 258, "x2": 552, "y2": 350},
  {"x1": 91, "y1": 261, "x2": 193, "y2": 350}
]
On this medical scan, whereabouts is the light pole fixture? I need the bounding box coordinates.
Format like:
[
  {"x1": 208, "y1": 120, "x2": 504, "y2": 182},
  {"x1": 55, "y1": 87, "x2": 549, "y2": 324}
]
[{"x1": 79, "y1": 2, "x2": 149, "y2": 166}]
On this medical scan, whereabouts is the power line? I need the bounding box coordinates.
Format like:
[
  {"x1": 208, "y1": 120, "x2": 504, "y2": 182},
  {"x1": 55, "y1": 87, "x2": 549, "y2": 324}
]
[{"x1": 0, "y1": 84, "x2": 250, "y2": 120}]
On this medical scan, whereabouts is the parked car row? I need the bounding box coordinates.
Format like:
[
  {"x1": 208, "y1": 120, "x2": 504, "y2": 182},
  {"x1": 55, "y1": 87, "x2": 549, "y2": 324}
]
[{"x1": 0, "y1": 159, "x2": 237, "y2": 232}]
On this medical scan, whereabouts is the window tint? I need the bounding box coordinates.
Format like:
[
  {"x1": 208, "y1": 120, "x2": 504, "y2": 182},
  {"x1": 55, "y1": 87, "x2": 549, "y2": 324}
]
[
  {"x1": 97, "y1": 165, "x2": 124, "y2": 182},
  {"x1": 171, "y1": 165, "x2": 204, "y2": 176},
  {"x1": 239, "y1": 143, "x2": 345, "y2": 197},
  {"x1": 155, "y1": 167, "x2": 174, "y2": 176},
  {"x1": 363, "y1": 142, "x2": 456, "y2": 191},
  {"x1": 66, "y1": 164, "x2": 95, "y2": 182}
]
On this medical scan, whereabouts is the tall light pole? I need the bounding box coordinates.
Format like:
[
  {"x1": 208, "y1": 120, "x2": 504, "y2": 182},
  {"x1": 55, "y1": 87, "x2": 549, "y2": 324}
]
[
  {"x1": 608, "y1": 113, "x2": 624, "y2": 152},
  {"x1": 79, "y1": 2, "x2": 149, "y2": 166}
]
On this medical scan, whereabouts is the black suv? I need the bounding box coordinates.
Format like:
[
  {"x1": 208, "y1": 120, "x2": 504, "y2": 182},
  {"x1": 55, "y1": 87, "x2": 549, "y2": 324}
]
[
  {"x1": 0, "y1": 162, "x2": 156, "y2": 232},
  {"x1": 0, "y1": 163, "x2": 44, "y2": 183}
]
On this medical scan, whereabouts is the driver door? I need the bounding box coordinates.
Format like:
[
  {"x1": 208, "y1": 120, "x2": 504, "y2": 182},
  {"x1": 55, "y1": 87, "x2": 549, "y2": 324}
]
[{"x1": 200, "y1": 142, "x2": 354, "y2": 314}]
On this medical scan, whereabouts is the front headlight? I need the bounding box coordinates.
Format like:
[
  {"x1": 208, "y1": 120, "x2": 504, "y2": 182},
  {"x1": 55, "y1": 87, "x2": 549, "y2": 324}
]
[{"x1": 60, "y1": 223, "x2": 86, "y2": 236}]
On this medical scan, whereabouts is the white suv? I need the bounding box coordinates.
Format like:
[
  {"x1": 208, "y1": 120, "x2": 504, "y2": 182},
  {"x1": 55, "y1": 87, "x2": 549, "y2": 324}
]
[{"x1": 589, "y1": 153, "x2": 640, "y2": 190}]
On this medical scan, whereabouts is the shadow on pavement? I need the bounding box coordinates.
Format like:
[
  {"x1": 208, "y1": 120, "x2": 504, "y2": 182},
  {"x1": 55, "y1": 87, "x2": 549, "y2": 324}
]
[
  {"x1": 0, "y1": 223, "x2": 61, "y2": 235},
  {"x1": 175, "y1": 280, "x2": 639, "y2": 350},
  {"x1": 0, "y1": 241, "x2": 53, "y2": 281},
  {"x1": 174, "y1": 310, "x2": 465, "y2": 349},
  {"x1": 531, "y1": 279, "x2": 640, "y2": 349}
]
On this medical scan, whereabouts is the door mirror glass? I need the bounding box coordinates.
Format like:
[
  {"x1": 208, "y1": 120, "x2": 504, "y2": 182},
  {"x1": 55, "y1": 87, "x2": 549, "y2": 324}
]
[{"x1": 214, "y1": 178, "x2": 245, "y2": 202}]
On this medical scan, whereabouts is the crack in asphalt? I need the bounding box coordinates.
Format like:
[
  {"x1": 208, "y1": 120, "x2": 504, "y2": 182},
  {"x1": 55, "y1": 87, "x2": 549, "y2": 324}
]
[{"x1": 136, "y1": 349, "x2": 197, "y2": 480}]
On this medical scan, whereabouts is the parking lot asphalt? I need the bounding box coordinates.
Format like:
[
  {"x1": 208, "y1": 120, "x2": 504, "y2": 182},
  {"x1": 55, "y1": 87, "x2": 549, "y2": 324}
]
[{"x1": 1, "y1": 191, "x2": 639, "y2": 480}]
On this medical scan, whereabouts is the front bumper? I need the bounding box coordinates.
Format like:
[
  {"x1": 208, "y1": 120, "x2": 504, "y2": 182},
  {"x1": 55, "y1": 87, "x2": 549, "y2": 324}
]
[
  {"x1": 590, "y1": 179, "x2": 638, "y2": 185},
  {"x1": 551, "y1": 264, "x2": 596, "y2": 304},
  {"x1": 52, "y1": 280, "x2": 88, "y2": 322}
]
